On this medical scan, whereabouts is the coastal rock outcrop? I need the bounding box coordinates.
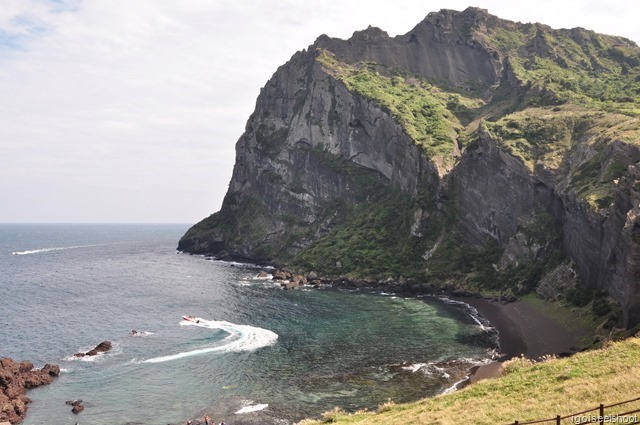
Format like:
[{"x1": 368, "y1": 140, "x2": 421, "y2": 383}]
[
  {"x1": 0, "y1": 358, "x2": 60, "y2": 424},
  {"x1": 74, "y1": 340, "x2": 112, "y2": 357},
  {"x1": 180, "y1": 7, "x2": 640, "y2": 327}
]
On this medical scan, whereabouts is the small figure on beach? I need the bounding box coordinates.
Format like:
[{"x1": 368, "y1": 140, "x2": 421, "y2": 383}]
[{"x1": 204, "y1": 415, "x2": 210, "y2": 425}]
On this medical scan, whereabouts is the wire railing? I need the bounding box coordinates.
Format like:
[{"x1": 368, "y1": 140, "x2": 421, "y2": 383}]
[{"x1": 506, "y1": 396, "x2": 640, "y2": 425}]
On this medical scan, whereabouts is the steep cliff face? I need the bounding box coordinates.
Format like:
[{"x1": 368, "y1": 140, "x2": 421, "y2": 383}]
[
  {"x1": 314, "y1": 7, "x2": 503, "y2": 89},
  {"x1": 453, "y1": 109, "x2": 640, "y2": 325},
  {"x1": 178, "y1": 48, "x2": 438, "y2": 262},
  {"x1": 180, "y1": 7, "x2": 640, "y2": 326}
]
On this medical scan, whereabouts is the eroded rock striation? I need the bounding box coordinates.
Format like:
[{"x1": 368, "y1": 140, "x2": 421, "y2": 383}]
[
  {"x1": 180, "y1": 7, "x2": 640, "y2": 326},
  {"x1": 0, "y1": 358, "x2": 60, "y2": 424}
]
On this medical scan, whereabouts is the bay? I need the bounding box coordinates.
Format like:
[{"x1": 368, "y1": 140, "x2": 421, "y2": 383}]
[{"x1": 0, "y1": 224, "x2": 495, "y2": 424}]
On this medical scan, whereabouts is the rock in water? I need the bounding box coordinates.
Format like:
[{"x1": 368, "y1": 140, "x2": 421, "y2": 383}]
[
  {"x1": 93, "y1": 341, "x2": 112, "y2": 352},
  {"x1": 66, "y1": 399, "x2": 86, "y2": 414},
  {"x1": 77, "y1": 340, "x2": 113, "y2": 357}
]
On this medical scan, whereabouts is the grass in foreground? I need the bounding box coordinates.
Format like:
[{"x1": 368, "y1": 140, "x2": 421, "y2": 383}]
[{"x1": 300, "y1": 337, "x2": 640, "y2": 425}]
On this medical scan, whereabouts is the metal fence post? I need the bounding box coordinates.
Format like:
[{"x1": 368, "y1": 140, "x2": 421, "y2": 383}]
[
  {"x1": 556, "y1": 415, "x2": 561, "y2": 425},
  {"x1": 599, "y1": 403, "x2": 604, "y2": 425}
]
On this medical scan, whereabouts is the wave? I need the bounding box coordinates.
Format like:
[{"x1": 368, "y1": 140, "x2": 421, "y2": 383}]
[
  {"x1": 198, "y1": 257, "x2": 274, "y2": 270},
  {"x1": 250, "y1": 274, "x2": 273, "y2": 280},
  {"x1": 442, "y1": 376, "x2": 470, "y2": 394},
  {"x1": 400, "y1": 362, "x2": 429, "y2": 373},
  {"x1": 129, "y1": 330, "x2": 154, "y2": 337},
  {"x1": 437, "y1": 297, "x2": 495, "y2": 333},
  {"x1": 12, "y1": 243, "x2": 115, "y2": 256},
  {"x1": 397, "y1": 356, "x2": 493, "y2": 394},
  {"x1": 235, "y1": 401, "x2": 269, "y2": 414},
  {"x1": 143, "y1": 318, "x2": 278, "y2": 364},
  {"x1": 398, "y1": 360, "x2": 460, "y2": 379}
]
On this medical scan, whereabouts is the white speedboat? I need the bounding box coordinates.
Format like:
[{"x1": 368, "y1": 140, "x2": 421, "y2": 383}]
[{"x1": 182, "y1": 315, "x2": 198, "y2": 322}]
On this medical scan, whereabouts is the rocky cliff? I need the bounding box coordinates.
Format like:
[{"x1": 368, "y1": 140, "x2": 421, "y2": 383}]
[{"x1": 179, "y1": 7, "x2": 640, "y2": 327}]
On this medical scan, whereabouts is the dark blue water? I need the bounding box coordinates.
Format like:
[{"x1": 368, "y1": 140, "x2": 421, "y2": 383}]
[{"x1": 0, "y1": 224, "x2": 495, "y2": 425}]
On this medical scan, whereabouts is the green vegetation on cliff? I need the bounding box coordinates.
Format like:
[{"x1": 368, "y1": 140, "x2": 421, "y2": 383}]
[
  {"x1": 289, "y1": 145, "x2": 439, "y2": 279},
  {"x1": 485, "y1": 24, "x2": 640, "y2": 114},
  {"x1": 301, "y1": 337, "x2": 640, "y2": 425},
  {"x1": 423, "y1": 206, "x2": 564, "y2": 295},
  {"x1": 317, "y1": 49, "x2": 473, "y2": 160},
  {"x1": 482, "y1": 106, "x2": 639, "y2": 209}
]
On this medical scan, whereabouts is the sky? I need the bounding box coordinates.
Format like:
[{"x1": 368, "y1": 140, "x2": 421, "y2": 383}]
[{"x1": 1, "y1": 0, "x2": 638, "y2": 224}]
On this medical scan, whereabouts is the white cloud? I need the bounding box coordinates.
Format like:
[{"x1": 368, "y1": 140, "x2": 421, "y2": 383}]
[{"x1": 0, "y1": 0, "x2": 638, "y2": 223}]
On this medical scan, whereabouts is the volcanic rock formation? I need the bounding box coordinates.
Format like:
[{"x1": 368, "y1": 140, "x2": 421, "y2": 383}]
[
  {"x1": 0, "y1": 358, "x2": 60, "y2": 424},
  {"x1": 180, "y1": 7, "x2": 640, "y2": 326}
]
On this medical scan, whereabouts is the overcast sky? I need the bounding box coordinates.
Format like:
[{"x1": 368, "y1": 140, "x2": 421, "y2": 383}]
[{"x1": 1, "y1": 0, "x2": 638, "y2": 224}]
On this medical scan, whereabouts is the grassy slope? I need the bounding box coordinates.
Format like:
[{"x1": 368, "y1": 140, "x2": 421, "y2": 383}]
[
  {"x1": 484, "y1": 23, "x2": 640, "y2": 113},
  {"x1": 482, "y1": 105, "x2": 640, "y2": 208},
  {"x1": 301, "y1": 337, "x2": 640, "y2": 425}
]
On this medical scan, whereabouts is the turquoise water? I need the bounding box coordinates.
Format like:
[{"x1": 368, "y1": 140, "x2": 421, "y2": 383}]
[{"x1": 0, "y1": 224, "x2": 495, "y2": 424}]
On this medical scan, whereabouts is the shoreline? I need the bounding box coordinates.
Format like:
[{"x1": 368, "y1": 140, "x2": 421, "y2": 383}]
[
  {"x1": 249, "y1": 264, "x2": 597, "y2": 389},
  {"x1": 458, "y1": 295, "x2": 592, "y2": 360},
  {"x1": 312, "y1": 284, "x2": 592, "y2": 391},
  {"x1": 178, "y1": 261, "x2": 598, "y2": 423},
  {"x1": 315, "y1": 283, "x2": 595, "y2": 390},
  {"x1": 449, "y1": 295, "x2": 595, "y2": 387}
]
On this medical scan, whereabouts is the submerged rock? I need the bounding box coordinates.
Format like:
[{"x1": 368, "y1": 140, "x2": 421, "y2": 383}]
[{"x1": 66, "y1": 399, "x2": 85, "y2": 414}]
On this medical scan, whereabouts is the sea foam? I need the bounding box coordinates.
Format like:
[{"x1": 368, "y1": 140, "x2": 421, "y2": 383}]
[
  {"x1": 235, "y1": 401, "x2": 269, "y2": 414},
  {"x1": 438, "y1": 297, "x2": 495, "y2": 332}
]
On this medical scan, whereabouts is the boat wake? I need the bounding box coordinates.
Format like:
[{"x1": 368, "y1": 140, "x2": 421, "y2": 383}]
[
  {"x1": 12, "y1": 243, "x2": 116, "y2": 256},
  {"x1": 143, "y1": 318, "x2": 278, "y2": 363}
]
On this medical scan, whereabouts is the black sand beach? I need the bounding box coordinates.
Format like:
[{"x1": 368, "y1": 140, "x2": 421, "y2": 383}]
[{"x1": 454, "y1": 296, "x2": 595, "y2": 384}]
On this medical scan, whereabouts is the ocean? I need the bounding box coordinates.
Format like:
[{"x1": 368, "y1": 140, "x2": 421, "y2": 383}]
[{"x1": 0, "y1": 224, "x2": 496, "y2": 425}]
